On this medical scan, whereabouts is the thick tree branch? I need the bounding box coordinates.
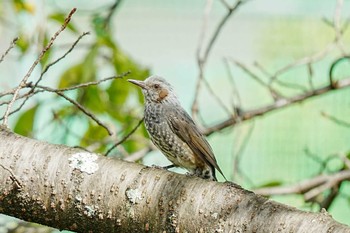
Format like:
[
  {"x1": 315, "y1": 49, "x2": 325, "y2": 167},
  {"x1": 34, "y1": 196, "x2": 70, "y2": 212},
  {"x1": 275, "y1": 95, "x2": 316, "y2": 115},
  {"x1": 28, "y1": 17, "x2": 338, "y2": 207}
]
[{"x1": 0, "y1": 127, "x2": 349, "y2": 232}]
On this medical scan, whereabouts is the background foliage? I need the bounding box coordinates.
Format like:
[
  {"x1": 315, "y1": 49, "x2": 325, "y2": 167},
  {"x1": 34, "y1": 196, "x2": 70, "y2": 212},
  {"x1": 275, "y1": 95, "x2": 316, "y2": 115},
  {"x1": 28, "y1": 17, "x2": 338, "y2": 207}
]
[{"x1": 0, "y1": 0, "x2": 350, "y2": 231}]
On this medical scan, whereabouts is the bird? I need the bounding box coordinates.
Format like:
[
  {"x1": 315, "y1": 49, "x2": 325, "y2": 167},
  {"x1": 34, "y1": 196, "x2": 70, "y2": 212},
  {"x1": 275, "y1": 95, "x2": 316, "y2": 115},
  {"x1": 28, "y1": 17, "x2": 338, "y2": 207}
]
[{"x1": 128, "y1": 75, "x2": 226, "y2": 181}]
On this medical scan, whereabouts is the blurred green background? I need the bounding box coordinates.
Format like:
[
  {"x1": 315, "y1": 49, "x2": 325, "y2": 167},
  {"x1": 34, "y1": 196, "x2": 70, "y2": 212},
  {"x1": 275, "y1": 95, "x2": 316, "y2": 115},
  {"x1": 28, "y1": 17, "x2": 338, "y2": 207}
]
[{"x1": 0, "y1": 0, "x2": 350, "y2": 231}]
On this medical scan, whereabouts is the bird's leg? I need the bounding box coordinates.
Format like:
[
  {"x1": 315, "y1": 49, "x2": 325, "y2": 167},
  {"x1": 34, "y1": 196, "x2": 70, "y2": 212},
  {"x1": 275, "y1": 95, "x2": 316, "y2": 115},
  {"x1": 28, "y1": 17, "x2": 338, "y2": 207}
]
[{"x1": 185, "y1": 171, "x2": 197, "y2": 177}]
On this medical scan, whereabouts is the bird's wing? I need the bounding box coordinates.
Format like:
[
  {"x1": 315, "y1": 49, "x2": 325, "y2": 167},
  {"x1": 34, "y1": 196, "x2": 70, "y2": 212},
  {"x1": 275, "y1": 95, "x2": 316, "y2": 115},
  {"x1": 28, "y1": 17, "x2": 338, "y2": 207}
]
[{"x1": 166, "y1": 107, "x2": 226, "y2": 179}]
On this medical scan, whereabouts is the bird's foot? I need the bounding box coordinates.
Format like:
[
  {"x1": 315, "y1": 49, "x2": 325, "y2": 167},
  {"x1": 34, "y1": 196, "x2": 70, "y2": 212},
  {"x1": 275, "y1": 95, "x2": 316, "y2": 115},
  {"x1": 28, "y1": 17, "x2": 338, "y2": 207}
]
[
  {"x1": 185, "y1": 172, "x2": 196, "y2": 177},
  {"x1": 150, "y1": 164, "x2": 176, "y2": 170}
]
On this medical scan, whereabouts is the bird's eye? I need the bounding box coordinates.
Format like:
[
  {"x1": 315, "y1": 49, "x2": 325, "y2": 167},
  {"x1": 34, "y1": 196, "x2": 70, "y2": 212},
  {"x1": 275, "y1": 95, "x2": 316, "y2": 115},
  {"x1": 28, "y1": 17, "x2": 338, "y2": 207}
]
[{"x1": 154, "y1": 84, "x2": 160, "y2": 89}]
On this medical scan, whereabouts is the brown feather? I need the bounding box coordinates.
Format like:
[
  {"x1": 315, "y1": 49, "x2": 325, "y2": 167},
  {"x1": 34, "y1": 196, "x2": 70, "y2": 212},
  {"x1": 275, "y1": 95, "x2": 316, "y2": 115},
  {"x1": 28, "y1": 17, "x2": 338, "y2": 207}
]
[{"x1": 166, "y1": 107, "x2": 226, "y2": 180}]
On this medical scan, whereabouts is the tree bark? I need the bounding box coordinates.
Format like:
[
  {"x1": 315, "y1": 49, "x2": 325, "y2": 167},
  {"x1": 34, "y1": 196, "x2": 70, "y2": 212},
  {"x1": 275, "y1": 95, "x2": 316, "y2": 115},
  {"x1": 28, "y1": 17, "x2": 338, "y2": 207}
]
[{"x1": 0, "y1": 126, "x2": 349, "y2": 233}]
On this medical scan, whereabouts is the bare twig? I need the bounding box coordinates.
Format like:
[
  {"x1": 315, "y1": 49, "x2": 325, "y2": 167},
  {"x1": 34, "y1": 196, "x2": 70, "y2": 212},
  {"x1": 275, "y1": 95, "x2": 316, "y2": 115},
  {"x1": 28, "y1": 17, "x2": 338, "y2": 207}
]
[
  {"x1": 2, "y1": 8, "x2": 77, "y2": 126},
  {"x1": 54, "y1": 91, "x2": 113, "y2": 136},
  {"x1": 306, "y1": 63, "x2": 315, "y2": 91},
  {"x1": 270, "y1": 43, "x2": 336, "y2": 85},
  {"x1": 17, "y1": 84, "x2": 113, "y2": 135},
  {"x1": 31, "y1": 32, "x2": 91, "y2": 91},
  {"x1": 0, "y1": 94, "x2": 32, "y2": 121},
  {"x1": 268, "y1": 2, "x2": 349, "y2": 87},
  {"x1": 254, "y1": 169, "x2": 350, "y2": 199},
  {"x1": 254, "y1": 61, "x2": 308, "y2": 92},
  {"x1": 329, "y1": 56, "x2": 350, "y2": 88},
  {"x1": 0, "y1": 85, "x2": 25, "y2": 98},
  {"x1": 304, "y1": 170, "x2": 350, "y2": 201},
  {"x1": 39, "y1": 71, "x2": 130, "y2": 92},
  {"x1": 3, "y1": 32, "x2": 91, "y2": 116},
  {"x1": 202, "y1": 0, "x2": 244, "y2": 63},
  {"x1": 333, "y1": 0, "x2": 347, "y2": 54},
  {"x1": 223, "y1": 57, "x2": 242, "y2": 114},
  {"x1": 192, "y1": 0, "x2": 213, "y2": 121},
  {"x1": 203, "y1": 76, "x2": 350, "y2": 136},
  {"x1": 104, "y1": 117, "x2": 144, "y2": 156},
  {"x1": 0, "y1": 37, "x2": 19, "y2": 64},
  {"x1": 321, "y1": 111, "x2": 350, "y2": 128},
  {"x1": 0, "y1": 164, "x2": 23, "y2": 189},
  {"x1": 320, "y1": 185, "x2": 340, "y2": 210},
  {"x1": 231, "y1": 59, "x2": 282, "y2": 100},
  {"x1": 124, "y1": 147, "x2": 153, "y2": 162},
  {"x1": 0, "y1": 72, "x2": 130, "y2": 122},
  {"x1": 192, "y1": 0, "x2": 244, "y2": 119},
  {"x1": 232, "y1": 122, "x2": 255, "y2": 185},
  {"x1": 104, "y1": 0, "x2": 123, "y2": 29}
]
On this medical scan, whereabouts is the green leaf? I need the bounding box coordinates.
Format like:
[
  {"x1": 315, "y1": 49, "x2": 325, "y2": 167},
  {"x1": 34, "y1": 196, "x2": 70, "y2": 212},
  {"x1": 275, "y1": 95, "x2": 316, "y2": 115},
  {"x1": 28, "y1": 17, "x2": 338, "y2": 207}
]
[
  {"x1": 257, "y1": 181, "x2": 283, "y2": 188},
  {"x1": 16, "y1": 36, "x2": 30, "y2": 54},
  {"x1": 14, "y1": 104, "x2": 39, "y2": 136},
  {"x1": 108, "y1": 45, "x2": 150, "y2": 104},
  {"x1": 81, "y1": 123, "x2": 109, "y2": 152},
  {"x1": 347, "y1": 152, "x2": 350, "y2": 160},
  {"x1": 78, "y1": 85, "x2": 106, "y2": 113},
  {"x1": 58, "y1": 63, "x2": 85, "y2": 88},
  {"x1": 13, "y1": 0, "x2": 35, "y2": 13},
  {"x1": 92, "y1": 14, "x2": 108, "y2": 39},
  {"x1": 40, "y1": 34, "x2": 52, "y2": 67},
  {"x1": 58, "y1": 46, "x2": 98, "y2": 88}
]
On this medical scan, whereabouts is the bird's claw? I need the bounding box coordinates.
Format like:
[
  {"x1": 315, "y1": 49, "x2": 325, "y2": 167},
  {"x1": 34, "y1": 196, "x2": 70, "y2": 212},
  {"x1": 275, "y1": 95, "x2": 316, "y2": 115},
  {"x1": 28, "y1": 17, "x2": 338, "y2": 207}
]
[
  {"x1": 185, "y1": 172, "x2": 195, "y2": 177},
  {"x1": 150, "y1": 164, "x2": 175, "y2": 170}
]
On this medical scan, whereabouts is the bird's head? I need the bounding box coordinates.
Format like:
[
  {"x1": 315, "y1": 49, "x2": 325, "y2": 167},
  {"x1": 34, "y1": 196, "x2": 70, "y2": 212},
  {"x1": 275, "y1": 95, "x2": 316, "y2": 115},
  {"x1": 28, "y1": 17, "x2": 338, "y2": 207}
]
[{"x1": 128, "y1": 75, "x2": 178, "y2": 104}]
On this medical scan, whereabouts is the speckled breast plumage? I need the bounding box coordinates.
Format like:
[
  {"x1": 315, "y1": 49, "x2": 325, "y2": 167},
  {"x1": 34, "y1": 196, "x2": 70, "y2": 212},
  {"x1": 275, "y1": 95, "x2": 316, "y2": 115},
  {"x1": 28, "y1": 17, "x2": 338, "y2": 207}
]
[{"x1": 144, "y1": 102, "x2": 196, "y2": 171}]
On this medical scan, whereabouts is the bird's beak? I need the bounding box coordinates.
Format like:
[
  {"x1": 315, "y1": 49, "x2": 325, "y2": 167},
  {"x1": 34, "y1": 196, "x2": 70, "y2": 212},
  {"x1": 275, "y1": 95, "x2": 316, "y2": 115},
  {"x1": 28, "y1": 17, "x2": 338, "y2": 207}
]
[{"x1": 128, "y1": 79, "x2": 147, "y2": 89}]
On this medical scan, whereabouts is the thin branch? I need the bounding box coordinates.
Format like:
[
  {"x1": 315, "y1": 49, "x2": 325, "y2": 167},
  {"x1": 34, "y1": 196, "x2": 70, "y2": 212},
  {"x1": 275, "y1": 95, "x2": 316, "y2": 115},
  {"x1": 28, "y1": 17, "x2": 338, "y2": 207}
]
[
  {"x1": 0, "y1": 94, "x2": 32, "y2": 121},
  {"x1": 271, "y1": 43, "x2": 336, "y2": 84},
  {"x1": 202, "y1": 0, "x2": 243, "y2": 63},
  {"x1": 192, "y1": 0, "x2": 213, "y2": 121},
  {"x1": 306, "y1": 63, "x2": 315, "y2": 91},
  {"x1": 253, "y1": 169, "x2": 350, "y2": 199},
  {"x1": 333, "y1": 0, "x2": 347, "y2": 54},
  {"x1": 2, "y1": 8, "x2": 77, "y2": 126},
  {"x1": 104, "y1": 0, "x2": 123, "y2": 29},
  {"x1": 0, "y1": 163, "x2": 23, "y2": 189},
  {"x1": 232, "y1": 122, "x2": 255, "y2": 185},
  {"x1": 124, "y1": 147, "x2": 153, "y2": 162},
  {"x1": 329, "y1": 56, "x2": 350, "y2": 88},
  {"x1": 18, "y1": 84, "x2": 113, "y2": 135},
  {"x1": 223, "y1": 57, "x2": 242, "y2": 113},
  {"x1": 0, "y1": 72, "x2": 130, "y2": 121},
  {"x1": 231, "y1": 59, "x2": 282, "y2": 100},
  {"x1": 0, "y1": 32, "x2": 90, "y2": 100},
  {"x1": 0, "y1": 85, "x2": 24, "y2": 98},
  {"x1": 203, "y1": 76, "x2": 350, "y2": 135},
  {"x1": 321, "y1": 111, "x2": 350, "y2": 128},
  {"x1": 3, "y1": 32, "x2": 91, "y2": 117},
  {"x1": 54, "y1": 91, "x2": 113, "y2": 136},
  {"x1": 320, "y1": 184, "x2": 340, "y2": 210},
  {"x1": 304, "y1": 170, "x2": 350, "y2": 201},
  {"x1": 0, "y1": 37, "x2": 19, "y2": 64},
  {"x1": 104, "y1": 117, "x2": 144, "y2": 156},
  {"x1": 39, "y1": 71, "x2": 130, "y2": 92},
  {"x1": 31, "y1": 32, "x2": 91, "y2": 92},
  {"x1": 254, "y1": 61, "x2": 308, "y2": 93},
  {"x1": 202, "y1": 78, "x2": 233, "y2": 116},
  {"x1": 192, "y1": 0, "x2": 245, "y2": 119}
]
